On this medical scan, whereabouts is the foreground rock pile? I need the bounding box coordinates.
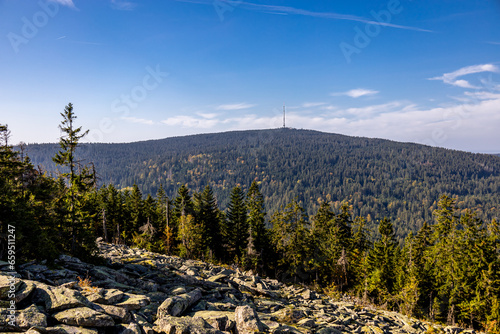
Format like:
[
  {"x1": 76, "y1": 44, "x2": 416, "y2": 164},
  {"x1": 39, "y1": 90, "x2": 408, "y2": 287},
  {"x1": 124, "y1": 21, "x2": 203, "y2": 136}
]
[{"x1": 1, "y1": 240, "x2": 479, "y2": 334}]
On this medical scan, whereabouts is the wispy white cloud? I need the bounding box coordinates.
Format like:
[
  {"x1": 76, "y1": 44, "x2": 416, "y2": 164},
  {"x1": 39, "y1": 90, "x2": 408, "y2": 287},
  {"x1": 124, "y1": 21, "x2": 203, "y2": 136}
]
[
  {"x1": 464, "y1": 91, "x2": 500, "y2": 100},
  {"x1": 49, "y1": 0, "x2": 76, "y2": 8},
  {"x1": 197, "y1": 112, "x2": 219, "y2": 119},
  {"x1": 302, "y1": 102, "x2": 326, "y2": 108},
  {"x1": 122, "y1": 117, "x2": 154, "y2": 125},
  {"x1": 111, "y1": 0, "x2": 137, "y2": 10},
  {"x1": 479, "y1": 77, "x2": 500, "y2": 92},
  {"x1": 331, "y1": 88, "x2": 379, "y2": 98},
  {"x1": 161, "y1": 116, "x2": 219, "y2": 128},
  {"x1": 216, "y1": 103, "x2": 256, "y2": 111},
  {"x1": 172, "y1": 0, "x2": 432, "y2": 32},
  {"x1": 345, "y1": 101, "x2": 401, "y2": 116},
  {"x1": 320, "y1": 105, "x2": 337, "y2": 111},
  {"x1": 429, "y1": 64, "x2": 500, "y2": 89}
]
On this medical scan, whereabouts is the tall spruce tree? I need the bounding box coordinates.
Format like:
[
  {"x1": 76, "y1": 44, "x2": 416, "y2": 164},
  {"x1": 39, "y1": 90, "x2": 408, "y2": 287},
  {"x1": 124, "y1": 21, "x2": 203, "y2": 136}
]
[
  {"x1": 271, "y1": 199, "x2": 311, "y2": 282},
  {"x1": 366, "y1": 217, "x2": 399, "y2": 305},
  {"x1": 245, "y1": 181, "x2": 269, "y2": 272},
  {"x1": 430, "y1": 195, "x2": 462, "y2": 324},
  {"x1": 52, "y1": 103, "x2": 96, "y2": 256},
  {"x1": 197, "y1": 185, "x2": 223, "y2": 260},
  {"x1": 310, "y1": 202, "x2": 336, "y2": 285},
  {"x1": 225, "y1": 185, "x2": 249, "y2": 263},
  {"x1": 173, "y1": 184, "x2": 194, "y2": 218}
]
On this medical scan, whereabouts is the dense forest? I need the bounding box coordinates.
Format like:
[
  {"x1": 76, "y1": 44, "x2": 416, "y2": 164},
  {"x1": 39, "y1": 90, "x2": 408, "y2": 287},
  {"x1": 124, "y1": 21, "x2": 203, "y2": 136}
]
[
  {"x1": 23, "y1": 128, "x2": 500, "y2": 241},
  {"x1": 1, "y1": 105, "x2": 500, "y2": 332}
]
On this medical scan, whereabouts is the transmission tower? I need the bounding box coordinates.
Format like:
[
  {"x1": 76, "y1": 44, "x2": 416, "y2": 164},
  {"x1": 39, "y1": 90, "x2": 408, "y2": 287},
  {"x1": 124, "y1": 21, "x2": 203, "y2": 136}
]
[{"x1": 283, "y1": 103, "x2": 286, "y2": 128}]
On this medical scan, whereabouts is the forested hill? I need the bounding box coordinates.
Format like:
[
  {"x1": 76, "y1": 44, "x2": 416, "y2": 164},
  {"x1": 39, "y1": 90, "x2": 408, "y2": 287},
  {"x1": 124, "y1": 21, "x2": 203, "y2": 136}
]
[{"x1": 24, "y1": 128, "x2": 500, "y2": 238}]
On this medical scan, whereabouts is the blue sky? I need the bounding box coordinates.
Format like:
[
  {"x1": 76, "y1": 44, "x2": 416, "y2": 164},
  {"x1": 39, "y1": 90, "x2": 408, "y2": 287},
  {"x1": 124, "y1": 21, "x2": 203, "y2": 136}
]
[{"x1": 1, "y1": 0, "x2": 499, "y2": 152}]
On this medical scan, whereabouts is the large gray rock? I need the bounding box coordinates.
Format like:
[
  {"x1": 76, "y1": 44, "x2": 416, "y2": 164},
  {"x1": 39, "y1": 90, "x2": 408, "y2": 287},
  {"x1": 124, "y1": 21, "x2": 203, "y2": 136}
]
[
  {"x1": 33, "y1": 283, "x2": 85, "y2": 313},
  {"x1": 133, "y1": 312, "x2": 156, "y2": 334},
  {"x1": 272, "y1": 307, "x2": 306, "y2": 324},
  {"x1": 41, "y1": 324, "x2": 100, "y2": 333},
  {"x1": 297, "y1": 317, "x2": 315, "y2": 328},
  {"x1": 15, "y1": 280, "x2": 36, "y2": 303},
  {"x1": 207, "y1": 274, "x2": 228, "y2": 283},
  {"x1": 53, "y1": 306, "x2": 115, "y2": 327},
  {"x1": 0, "y1": 274, "x2": 21, "y2": 299},
  {"x1": 17, "y1": 304, "x2": 47, "y2": 329},
  {"x1": 157, "y1": 288, "x2": 202, "y2": 318},
  {"x1": 192, "y1": 310, "x2": 236, "y2": 332},
  {"x1": 272, "y1": 325, "x2": 305, "y2": 333},
  {"x1": 0, "y1": 307, "x2": 17, "y2": 332},
  {"x1": 103, "y1": 288, "x2": 125, "y2": 304},
  {"x1": 235, "y1": 305, "x2": 264, "y2": 334},
  {"x1": 115, "y1": 293, "x2": 150, "y2": 311},
  {"x1": 94, "y1": 303, "x2": 131, "y2": 323},
  {"x1": 154, "y1": 315, "x2": 223, "y2": 334}
]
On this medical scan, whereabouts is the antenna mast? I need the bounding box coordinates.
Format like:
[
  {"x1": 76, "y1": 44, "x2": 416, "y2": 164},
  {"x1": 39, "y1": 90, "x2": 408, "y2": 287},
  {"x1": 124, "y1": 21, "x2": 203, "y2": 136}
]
[{"x1": 283, "y1": 103, "x2": 286, "y2": 128}]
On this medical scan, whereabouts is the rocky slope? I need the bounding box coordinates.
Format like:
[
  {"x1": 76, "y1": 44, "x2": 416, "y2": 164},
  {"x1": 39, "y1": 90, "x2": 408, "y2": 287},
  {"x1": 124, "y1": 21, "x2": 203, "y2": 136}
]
[{"x1": 1, "y1": 240, "x2": 478, "y2": 334}]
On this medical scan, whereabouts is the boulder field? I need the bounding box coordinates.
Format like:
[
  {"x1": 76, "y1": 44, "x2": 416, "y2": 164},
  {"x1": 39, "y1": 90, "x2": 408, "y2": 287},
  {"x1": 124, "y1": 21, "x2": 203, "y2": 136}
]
[{"x1": 0, "y1": 240, "x2": 479, "y2": 334}]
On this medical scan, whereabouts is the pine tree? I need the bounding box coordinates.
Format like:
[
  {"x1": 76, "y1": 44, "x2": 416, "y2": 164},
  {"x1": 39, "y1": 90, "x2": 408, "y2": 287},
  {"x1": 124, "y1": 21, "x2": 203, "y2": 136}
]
[
  {"x1": 271, "y1": 199, "x2": 311, "y2": 282},
  {"x1": 350, "y1": 216, "x2": 372, "y2": 293},
  {"x1": 224, "y1": 185, "x2": 249, "y2": 263},
  {"x1": 310, "y1": 201, "x2": 335, "y2": 284},
  {"x1": 52, "y1": 103, "x2": 96, "y2": 256},
  {"x1": 197, "y1": 185, "x2": 223, "y2": 260},
  {"x1": 366, "y1": 217, "x2": 399, "y2": 305},
  {"x1": 173, "y1": 184, "x2": 195, "y2": 218},
  {"x1": 430, "y1": 195, "x2": 462, "y2": 324},
  {"x1": 245, "y1": 181, "x2": 269, "y2": 272},
  {"x1": 124, "y1": 184, "x2": 145, "y2": 243},
  {"x1": 409, "y1": 222, "x2": 433, "y2": 317}
]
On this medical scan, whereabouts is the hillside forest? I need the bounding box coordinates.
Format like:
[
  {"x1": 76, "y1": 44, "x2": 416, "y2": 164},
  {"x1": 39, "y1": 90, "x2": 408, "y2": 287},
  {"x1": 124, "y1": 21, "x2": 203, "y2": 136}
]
[
  {"x1": 23, "y1": 123, "x2": 500, "y2": 243},
  {"x1": 1, "y1": 104, "x2": 500, "y2": 332}
]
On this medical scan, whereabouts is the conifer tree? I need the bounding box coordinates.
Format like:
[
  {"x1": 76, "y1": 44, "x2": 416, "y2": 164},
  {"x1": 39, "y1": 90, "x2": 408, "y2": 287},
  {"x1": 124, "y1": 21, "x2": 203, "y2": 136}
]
[
  {"x1": 52, "y1": 103, "x2": 96, "y2": 256},
  {"x1": 349, "y1": 216, "x2": 372, "y2": 293},
  {"x1": 197, "y1": 185, "x2": 223, "y2": 260},
  {"x1": 0, "y1": 124, "x2": 59, "y2": 261},
  {"x1": 173, "y1": 184, "x2": 195, "y2": 218},
  {"x1": 271, "y1": 199, "x2": 311, "y2": 282},
  {"x1": 366, "y1": 217, "x2": 399, "y2": 305},
  {"x1": 430, "y1": 195, "x2": 462, "y2": 324},
  {"x1": 395, "y1": 232, "x2": 421, "y2": 316},
  {"x1": 124, "y1": 184, "x2": 145, "y2": 243},
  {"x1": 224, "y1": 185, "x2": 249, "y2": 263},
  {"x1": 245, "y1": 181, "x2": 270, "y2": 272},
  {"x1": 310, "y1": 201, "x2": 335, "y2": 283},
  {"x1": 409, "y1": 222, "x2": 433, "y2": 317}
]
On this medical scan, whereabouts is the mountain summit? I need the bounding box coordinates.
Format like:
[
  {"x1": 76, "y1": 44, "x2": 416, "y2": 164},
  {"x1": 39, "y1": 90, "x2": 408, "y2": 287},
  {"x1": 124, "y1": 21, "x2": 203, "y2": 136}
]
[{"x1": 25, "y1": 128, "x2": 500, "y2": 237}]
